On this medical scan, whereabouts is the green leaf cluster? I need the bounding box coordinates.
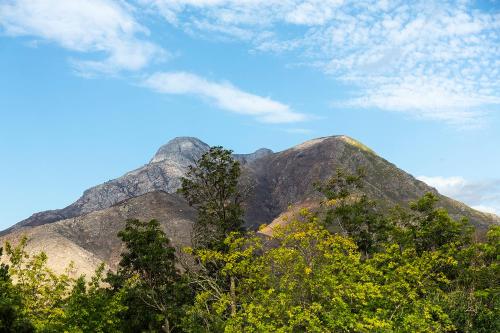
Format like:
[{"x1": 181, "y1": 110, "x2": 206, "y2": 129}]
[
  {"x1": 178, "y1": 146, "x2": 244, "y2": 250},
  {"x1": 1, "y1": 238, "x2": 126, "y2": 332}
]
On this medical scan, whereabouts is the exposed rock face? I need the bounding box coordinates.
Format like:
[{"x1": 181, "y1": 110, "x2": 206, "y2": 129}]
[
  {"x1": 6, "y1": 137, "x2": 275, "y2": 234},
  {"x1": 150, "y1": 136, "x2": 210, "y2": 164},
  {"x1": 4, "y1": 137, "x2": 210, "y2": 233},
  {"x1": 2, "y1": 135, "x2": 498, "y2": 275}
]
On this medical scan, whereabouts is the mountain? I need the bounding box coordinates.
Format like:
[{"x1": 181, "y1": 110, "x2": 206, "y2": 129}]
[
  {"x1": 3, "y1": 137, "x2": 209, "y2": 234},
  {"x1": 2, "y1": 135, "x2": 498, "y2": 276},
  {"x1": 4, "y1": 137, "x2": 275, "y2": 234},
  {"x1": 241, "y1": 136, "x2": 498, "y2": 231},
  {"x1": 1, "y1": 192, "x2": 196, "y2": 276}
]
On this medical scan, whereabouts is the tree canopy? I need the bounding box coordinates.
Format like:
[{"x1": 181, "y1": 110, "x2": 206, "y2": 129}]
[{"x1": 178, "y1": 146, "x2": 244, "y2": 250}]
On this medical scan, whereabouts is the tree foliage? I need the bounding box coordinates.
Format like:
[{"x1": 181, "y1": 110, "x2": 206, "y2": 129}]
[
  {"x1": 2, "y1": 238, "x2": 125, "y2": 333},
  {"x1": 178, "y1": 146, "x2": 244, "y2": 250},
  {"x1": 4, "y1": 237, "x2": 73, "y2": 332},
  {"x1": 107, "y1": 219, "x2": 189, "y2": 333},
  {"x1": 63, "y1": 265, "x2": 126, "y2": 333},
  {"x1": 182, "y1": 211, "x2": 462, "y2": 332},
  {"x1": 0, "y1": 247, "x2": 33, "y2": 332},
  {"x1": 316, "y1": 168, "x2": 391, "y2": 256}
]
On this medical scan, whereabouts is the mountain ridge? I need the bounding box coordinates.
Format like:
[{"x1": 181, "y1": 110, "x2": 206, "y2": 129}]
[
  {"x1": 4, "y1": 135, "x2": 499, "y2": 235},
  {"x1": 3, "y1": 137, "x2": 269, "y2": 234},
  {"x1": 2, "y1": 135, "x2": 498, "y2": 276}
]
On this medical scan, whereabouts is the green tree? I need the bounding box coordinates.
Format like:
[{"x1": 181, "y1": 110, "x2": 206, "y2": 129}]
[
  {"x1": 389, "y1": 193, "x2": 472, "y2": 254},
  {"x1": 107, "y1": 219, "x2": 188, "y2": 333},
  {"x1": 316, "y1": 168, "x2": 391, "y2": 256},
  {"x1": 183, "y1": 211, "x2": 454, "y2": 332},
  {"x1": 440, "y1": 225, "x2": 500, "y2": 332},
  {"x1": 4, "y1": 237, "x2": 72, "y2": 332},
  {"x1": 62, "y1": 264, "x2": 126, "y2": 333},
  {"x1": 0, "y1": 247, "x2": 33, "y2": 332},
  {"x1": 178, "y1": 146, "x2": 244, "y2": 250},
  {"x1": 386, "y1": 193, "x2": 494, "y2": 332}
]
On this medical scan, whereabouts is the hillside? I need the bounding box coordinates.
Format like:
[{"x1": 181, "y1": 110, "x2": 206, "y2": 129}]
[
  {"x1": 242, "y1": 135, "x2": 498, "y2": 231},
  {"x1": 1, "y1": 192, "x2": 196, "y2": 276},
  {"x1": 1, "y1": 135, "x2": 498, "y2": 276}
]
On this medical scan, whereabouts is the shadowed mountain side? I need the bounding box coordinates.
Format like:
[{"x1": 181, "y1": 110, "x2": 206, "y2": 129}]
[
  {"x1": 242, "y1": 136, "x2": 499, "y2": 231},
  {"x1": 1, "y1": 192, "x2": 196, "y2": 277}
]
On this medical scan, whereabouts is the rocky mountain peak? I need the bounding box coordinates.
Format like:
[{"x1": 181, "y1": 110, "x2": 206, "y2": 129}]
[
  {"x1": 150, "y1": 137, "x2": 210, "y2": 165},
  {"x1": 234, "y1": 148, "x2": 274, "y2": 164},
  {"x1": 253, "y1": 148, "x2": 274, "y2": 157}
]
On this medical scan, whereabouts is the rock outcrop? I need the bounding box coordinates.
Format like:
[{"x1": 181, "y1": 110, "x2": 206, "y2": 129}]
[{"x1": 5, "y1": 137, "x2": 275, "y2": 234}]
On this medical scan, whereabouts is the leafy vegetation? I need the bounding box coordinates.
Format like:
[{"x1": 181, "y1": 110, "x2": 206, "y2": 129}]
[
  {"x1": 0, "y1": 148, "x2": 498, "y2": 332},
  {"x1": 178, "y1": 146, "x2": 244, "y2": 250},
  {"x1": 106, "y1": 219, "x2": 189, "y2": 332}
]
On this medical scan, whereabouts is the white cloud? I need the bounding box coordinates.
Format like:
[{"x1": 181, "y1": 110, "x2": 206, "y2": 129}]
[
  {"x1": 2, "y1": 1, "x2": 498, "y2": 125},
  {"x1": 0, "y1": 1, "x2": 310, "y2": 123},
  {"x1": 0, "y1": 0, "x2": 165, "y2": 74},
  {"x1": 144, "y1": 0, "x2": 500, "y2": 126},
  {"x1": 143, "y1": 71, "x2": 307, "y2": 123},
  {"x1": 471, "y1": 205, "x2": 499, "y2": 216},
  {"x1": 417, "y1": 176, "x2": 468, "y2": 196},
  {"x1": 142, "y1": 0, "x2": 345, "y2": 27},
  {"x1": 345, "y1": 76, "x2": 497, "y2": 127},
  {"x1": 418, "y1": 176, "x2": 500, "y2": 216}
]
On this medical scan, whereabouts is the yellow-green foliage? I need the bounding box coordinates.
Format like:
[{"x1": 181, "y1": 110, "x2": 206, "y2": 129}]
[
  {"x1": 1, "y1": 192, "x2": 497, "y2": 332},
  {"x1": 3, "y1": 237, "x2": 126, "y2": 333},
  {"x1": 182, "y1": 212, "x2": 461, "y2": 332},
  {"x1": 5, "y1": 237, "x2": 73, "y2": 331},
  {"x1": 340, "y1": 136, "x2": 376, "y2": 155}
]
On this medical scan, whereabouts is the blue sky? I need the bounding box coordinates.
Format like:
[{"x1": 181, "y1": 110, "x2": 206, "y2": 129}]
[{"x1": 1, "y1": 0, "x2": 499, "y2": 229}]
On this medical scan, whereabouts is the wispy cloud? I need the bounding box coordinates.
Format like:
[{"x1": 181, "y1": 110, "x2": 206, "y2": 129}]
[
  {"x1": 143, "y1": 71, "x2": 307, "y2": 123},
  {"x1": 418, "y1": 176, "x2": 500, "y2": 216},
  {"x1": 3, "y1": 1, "x2": 498, "y2": 125},
  {"x1": 145, "y1": 0, "x2": 500, "y2": 126},
  {"x1": 0, "y1": 0, "x2": 165, "y2": 74},
  {"x1": 0, "y1": 1, "x2": 307, "y2": 123}
]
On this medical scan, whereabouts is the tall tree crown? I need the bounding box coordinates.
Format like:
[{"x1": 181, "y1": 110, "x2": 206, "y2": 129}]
[{"x1": 179, "y1": 146, "x2": 244, "y2": 250}]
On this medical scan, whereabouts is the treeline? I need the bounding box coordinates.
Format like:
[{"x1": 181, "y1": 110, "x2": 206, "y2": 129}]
[{"x1": 0, "y1": 147, "x2": 498, "y2": 332}]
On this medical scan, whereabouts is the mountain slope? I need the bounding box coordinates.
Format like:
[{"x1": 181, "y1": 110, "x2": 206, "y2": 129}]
[
  {"x1": 1, "y1": 135, "x2": 498, "y2": 275},
  {"x1": 6, "y1": 137, "x2": 275, "y2": 234},
  {"x1": 4, "y1": 137, "x2": 209, "y2": 233},
  {"x1": 1, "y1": 191, "x2": 196, "y2": 276},
  {"x1": 243, "y1": 135, "x2": 498, "y2": 231},
  {"x1": 6, "y1": 135, "x2": 499, "y2": 233}
]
